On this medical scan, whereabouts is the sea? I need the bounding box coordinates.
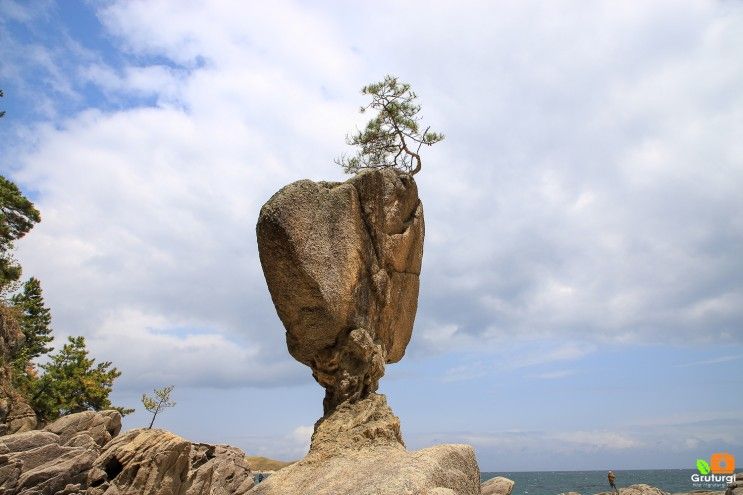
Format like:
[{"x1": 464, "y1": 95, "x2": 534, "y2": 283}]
[{"x1": 480, "y1": 469, "x2": 721, "y2": 495}]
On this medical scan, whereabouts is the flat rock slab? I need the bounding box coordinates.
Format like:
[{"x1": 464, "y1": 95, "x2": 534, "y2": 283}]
[{"x1": 248, "y1": 444, "x2": 480, "y2": 495}]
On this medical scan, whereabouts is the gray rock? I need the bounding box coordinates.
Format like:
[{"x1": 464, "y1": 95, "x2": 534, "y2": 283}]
[{"x1": 482, "y1": 476, "x2": 515, "y2": 495}]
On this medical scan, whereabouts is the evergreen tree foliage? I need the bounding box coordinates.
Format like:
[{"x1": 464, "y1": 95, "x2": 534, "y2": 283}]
[
  {"x1": 335, "y1": 75, "x2": 444, "y2": 175},
  {"x1": 142, "y1": 385, "x2": 176, "y2": 429},
  {"x1": 31, "y1": 336, "x2": 132, "y2": 422},
  {"x1": 0, "y1": 175, "x2": 41, "y2": 291},
  {"x1": 9, "y1": 277, "x2": 54, "y2": 393},
  {"x1": 11, "y1": 277, "x2": 53, "y2": 360}
]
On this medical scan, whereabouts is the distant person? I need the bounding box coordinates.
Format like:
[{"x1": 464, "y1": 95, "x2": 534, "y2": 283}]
[{"x1": 608, "y1": 471, "x2": 618, "y2": 494}]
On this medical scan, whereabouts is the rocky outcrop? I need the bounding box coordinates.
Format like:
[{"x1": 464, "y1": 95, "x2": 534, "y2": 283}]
[
  {"x1": 481, "y1": 476, "x2": 515, "y2": 495},
  {"x1": 44, "y1": 409, "x2": 121, "y2": 447},
  {"x1": 726, "y1": 473, "x2": 743, "y2": 495},
  {"x1": 596, "y1": 485, "x2": 669, "y2": 495},
  {"x1": 257, "y1": 168, "x2": 424, "y2": 414},
  {"x1": 249, "y1": 394, "x2": 480, "y2": 495},
  {"x1": 0, "y1": 410, "x2": 254, "y2": 495},
  {"x1": 0, "y1": 304, "x2": 38, "y2": 435}
]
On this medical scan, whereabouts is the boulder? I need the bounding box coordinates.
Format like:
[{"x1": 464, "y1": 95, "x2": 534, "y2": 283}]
[
  {"x1": 87, "y1": 428, "x2": 192, "y2": 495},
  {"x1": 482, "y1": 476, "x2": 515, "y2": 495},
  {"x1": 45, "y1": 410, "x2": 122, "y2": 447},
  {"x1": 248, "y1": 394, "x2": 480, "y2": 495},
  {"x1": 0, "y1": 434, "x2": 97, "y2": 495},
  {"x1": 186, "y1": 443, "x2": 255, "y2": 495},
  {"x1": 257, "y1": 168, "x2": 424, "y2": 413}
]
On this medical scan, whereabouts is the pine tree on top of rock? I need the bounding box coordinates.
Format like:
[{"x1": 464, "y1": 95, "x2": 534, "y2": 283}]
[
  {"x1": 142, "y1": 385, "x2": 176, "y2": 429},
  {"x1": 335, "y1": 75, "x2": 444, "y2": 176}
]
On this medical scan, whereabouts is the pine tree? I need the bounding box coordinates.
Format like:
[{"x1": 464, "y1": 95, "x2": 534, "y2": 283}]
[
  {"x1": 142, "y1": 385, "x2": 176, "y2": 429},
  {"x1": 10, "y1": 277, "x2": 54, "y2": 393},
  {"x1": 335, "y1": 75, "x2": 444, "y2": 175},
  {"x1": 0, "y1": 175, "x2": 41, "y2": 291},
  {"x1": 11, "y1": 277, "x2": 53, "y2": 360},
  {"x1": 31, "y1": 336, "x2": 132, "y2": 422}
]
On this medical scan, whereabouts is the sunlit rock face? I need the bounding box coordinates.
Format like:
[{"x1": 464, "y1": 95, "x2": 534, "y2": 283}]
[{"x1": 257, "y1": 168, "x2": 424, "y2": 414}]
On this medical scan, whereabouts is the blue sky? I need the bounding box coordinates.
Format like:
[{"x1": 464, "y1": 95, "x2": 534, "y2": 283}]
[{"x1": 1, "y1": 0, "x2": 742, "y2": 471}]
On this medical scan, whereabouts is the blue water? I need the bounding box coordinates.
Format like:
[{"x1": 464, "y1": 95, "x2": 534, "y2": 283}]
[{"x1": 481, "y1": 469, "x2": 721, "y2": 495}]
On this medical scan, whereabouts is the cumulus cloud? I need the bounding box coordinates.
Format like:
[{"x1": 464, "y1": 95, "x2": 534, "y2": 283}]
[{"x1": 2, "y1": 0, "x2": 742, "y2": 394}]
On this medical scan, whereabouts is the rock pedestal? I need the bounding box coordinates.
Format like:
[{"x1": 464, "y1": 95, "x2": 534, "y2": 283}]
[
  {"x1": 256, "y1": 168, "x2": 482, "y2": 494},
  {"x1": 249, "y1": 394, "x2": 480, "y2": 495}
]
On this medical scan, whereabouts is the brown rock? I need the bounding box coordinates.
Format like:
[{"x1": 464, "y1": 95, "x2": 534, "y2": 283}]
[
  {"x1": 248, "y1": 394, "x2": 479, "y2": 495},
  {"x1": 185, "y1": 443, "x2": 255, "y2": 495},
  {"x1": 482, "y1": 476, "x2": 515, "y2": 495},
  {"x1": 257, "y1": 168, "x2": 424, "y2": 413},
  {"x1": 597, "y1": 485, "x2": 670, "y2": 495},
  {"x1": 88, "y1": 428, "x2": 254, "y2": 495},
  {"x1": 89, "y1": 428, "x2": 192, "y2": 495},
  {"x1": 45, "y1": 410, "x2": 122, "y2": 447}
]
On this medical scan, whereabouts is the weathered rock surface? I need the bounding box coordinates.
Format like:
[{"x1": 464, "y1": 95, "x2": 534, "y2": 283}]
[
  {"x1": 726, "y1": 473, "x2": 743, "y2": 495},
  {"x1": 596, "y1": 485, "x2": 669, "y2": 495},
  {"x1": 0, "y1": 305, "x2": 38, "y2": 435},
  {"x1": 257, "y1": 168, "x2": 424, "y2": 413},
  {"x1": 481, "y1": 475, "x2": 515, "y2": 495},
  {"x1": 44, "y1": 409, "x2": 121, "y2": 447},
  {"x1": 248, "y1": 393, "x2": 480, "y2": 495},
  {"x1": 1, "y1": 410, "x2": 253, "y2": 495}
]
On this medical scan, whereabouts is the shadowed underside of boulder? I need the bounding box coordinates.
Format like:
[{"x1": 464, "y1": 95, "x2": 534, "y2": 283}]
[{"x1": 256, "y1": 168, "x2": 424, "y2": 414}]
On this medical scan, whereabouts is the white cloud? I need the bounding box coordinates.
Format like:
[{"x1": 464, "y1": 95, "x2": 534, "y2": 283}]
[{"x1": 3, "y1": 0, "x2": 743, "y2": 392}]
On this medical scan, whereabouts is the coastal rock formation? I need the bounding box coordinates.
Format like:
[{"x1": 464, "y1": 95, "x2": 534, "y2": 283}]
[
  {"x1": 482, "y1": 476, "x2": 515, "y2": 495},
  {"x1": 0, "y1": 306, "x2": 38, "y2": 435},
  {"x1": 726, "y1": 473, "x2": 743, "y2": 495},
  {"x1": 257, "y1": 168, "x2": 424, "y2": 413},
  {"x1": 596, "y1": 485, "x2": 669, "y2": 495},
  {"x1": 0, "y1": 410, "x2": 254, "y2": 495},
  {"x1": 44, "y1": 409, "x2": 121, "y2": 447},
  {"x1": 249, "y1": 394, "x2": 480, "y2": 495},
  {"x1": 256, "y1": 169, "x2": 483, "y2": 494}
]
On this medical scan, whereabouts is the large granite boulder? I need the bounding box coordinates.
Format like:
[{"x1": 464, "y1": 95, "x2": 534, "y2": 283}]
[
  {"x1": 257, "y1": 168, "x2": 424, "y2": 413},
  {"x1": 482, "y1": 476, "x2": 515, "y2": 495},
  {"x1": 249, "y1": 394, "x2": 480, "y2": 495}
]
